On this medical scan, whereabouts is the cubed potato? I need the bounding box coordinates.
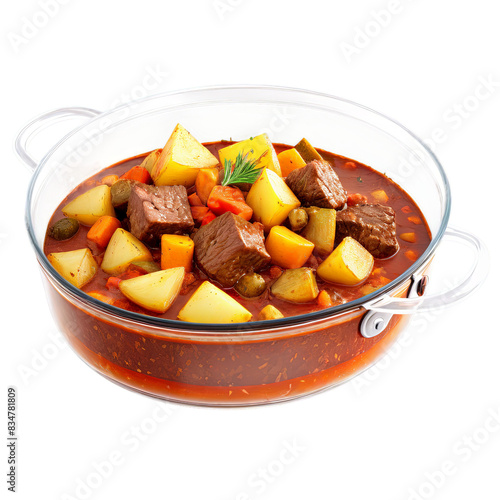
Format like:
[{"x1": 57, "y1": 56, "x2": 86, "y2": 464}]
[
  {"x1": 101, "y1": 228, "x2": 153, "y2": 275},
  {"x1": 317, "y1": 236, "x2": 374, "y2": 285},
  {"x1": 303, "y1": 207, "x2": 337, "y2": 256},
  {"x1": 151, "y1": 124, "x2": 219, "y2": 187},
  {"x1": 258, "y1": 304, "x2": 285, "y2": 321},
  {"x1": 218, "y1": 133, "x2": 281, "y2": 176},
  {"x1": 47, "y1": 248, "x2": 97, "y2": 288},
  {"x1": 119, "y1": 268, "x2": 185, "y2": 313},
  {"x1": 265, "y1": 226, "x2": 314, "y2": 269},
  {"x1": 271, "y1": 267, "x2": 319, "y2": 303},
  {"x1": 178, "y1": 281, "x2": 252, "y2": 323},
  {"x1": 139, "y1": 148, "x2": 162, "y2": 174},
  {"x1": 161, "y1": 234, "x2": 194, "y2": 272},
  {"x1": 294, "y1": 138, "x2": 323, "y2": 162},
  {"x1": 246, "y1": 168, "x2": 300, "y2": 232},
  {"x1": 277, "y1": 148, "x2": 306, "y2": 177},
  {"x1": 62, "y1": 185, "x2": 115, "y2": 226}
]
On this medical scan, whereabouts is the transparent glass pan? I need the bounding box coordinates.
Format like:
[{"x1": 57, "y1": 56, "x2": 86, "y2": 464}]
[{"x1": 17, "y1": 86, "x2": 487, "y2": 406}]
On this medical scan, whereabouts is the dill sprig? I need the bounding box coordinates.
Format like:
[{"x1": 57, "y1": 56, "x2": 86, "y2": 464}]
[{"x1": 221, "y1": 151, "x2": 265, "y2": 186}]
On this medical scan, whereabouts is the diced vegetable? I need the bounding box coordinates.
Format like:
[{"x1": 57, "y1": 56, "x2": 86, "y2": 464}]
[
  {"x1": 277, "y1": 148, "x2": 306, "y2": 177},
  {"x1": 294, "y1": 138, "x2": 323, "y2": 162},
  {"x1": 317, "y1": 237, "x2": 374, "y2": 285},
  {"x1": 408, "y1": 216, "x2": 422, "y2": 225},
  {"x1": 399, "y1": 232, "x2": 417, "y2": 243},
  {"x1": 258, "y1": 304, "x2": 284, "y2": 321},
  {"x1": 106, "y1": 276, "x2": 122, "y2": 290},
  {"x1": 120, "y1": 166, "x2": 152, "y2": 184},
  {"x1": 48, "y1": 218, "x2": 80, "y2": 241},
  {"x1": 343, "y1": 161, "x2": 357, "y2": 169},
  {"x1": 303, "y1": 207, "x2": 337, "y2": 257},
  {"x1": 271, "y1": 268, "x2": 319, "y2": 303},
  {"x1": 119, "y1": 268, "x2": 185, "y2": 313},
  {"x1": 101, "y1": 228, "x2": 153, "y2": 274},
  {"x1": 62, "y1": 185, "x2": 115, "y2": 226},
  {"x1": 47, "y1": 248, "x2": 97, "y2": 288},
  {"x1": 178, "y1": 281, "x2": 252, "y2": 323},
  {"x1": 87, "y1": 291, "x2": 124, "y2": 307},
  {"x1": 207, "y1": 185, "x2": 253, "y2": 221},
  {"x1": 317, "y1": 290, "x2": 334, "y2": 308},
  {"x1": 87, "y1": 216, "x2": 121, "y2": 248},
  {"x1": 371, "y1": 189, "x2": 389, "y2": 204},
  {"x1": 190, "y1": 206, "x2": 211, "y2": 225},
  {"x1": 245, "y1": 168, "x2": 300, "y2": 231},
  {"x1": 234, "y1": 273, "x2": 267, "y2": 298},
  {"x1": 100, "y1": 174, "x2": 119, "y2": 186},
  {"x1": 151, "y1": 124, "x2": 219, "y2": 187},
  {"x1": 188, "y1": 192, "x2": 204, "y2": 206},
  {"x1": 195, "y1": 167, "x2": 219, "y2": 205},
  {"x1": 347, "y1": 193, "x2": 368, "y2": 206},
  {"x1": 265, "y1": 226, "x2": 314, "y2": 269},
  {"x1": 110, "y1": 179, "x2": 133, "y2": 209},
  {"x1": 405, "y1": 250, "x2": 418, "y2": 261},
  {"x1": 161, "y1": 235, "x2": 194, "y2": 272},
  {"x1": 139, "y1": 148, "x2": 162, "y2": 174},
  {"x1": 218, "y1": 133, "x2": 281, "y2": 177},
  {"x1": 288, "y1": 208, "x2": 308, "y2": 232},
  {"x1": 269, "y1": 266, "x2": 283, "y2": 279},
  {"x1": 201, "y1": 210, "x2": 216, "y2": 226}
]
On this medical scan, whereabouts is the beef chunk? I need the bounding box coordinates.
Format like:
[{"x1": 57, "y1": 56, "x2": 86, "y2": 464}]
[
  {"x1": 285, "y1": 160, "x2": 347, "y2": 209},
  {"x1": 335, "y1": 204, "x2": 399, "y2": 258},
  {"x1": 127, "y1": 183, "x2": 194, "y2": 242},
  {"x1": 193, "y1": 212, "x2": 271, "y2": 287}
]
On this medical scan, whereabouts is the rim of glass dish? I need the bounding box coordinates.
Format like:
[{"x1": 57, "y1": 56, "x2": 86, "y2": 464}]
[{"x1": 25, "y1": 84, "x2": 451, "y2": 335}]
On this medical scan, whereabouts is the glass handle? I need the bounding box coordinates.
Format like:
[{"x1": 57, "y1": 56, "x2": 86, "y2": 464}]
[
  {"x1": 364, "y1": 227, "x2": 488, "y2": 315},
  {"x1": 15, "y1": 107, "x2": 100, "y2": 171}
]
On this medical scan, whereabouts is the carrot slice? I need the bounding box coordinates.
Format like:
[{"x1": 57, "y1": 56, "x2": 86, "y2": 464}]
[
  {"x1": 120, "y1": 166, "x2": 152, "y2": 184},
  {"x1": 317, "y1": 290, "x2": 334, "y2": 308},
  {"x1": 201, "y1": 211, "x2": 216, "y2": 226},
  {"x1": 188, "y1": 193, "x2": 204, "y2": 206},
  {"x1": 87, "y1": 216, "x2": 121, "y2": 248},
  {"x1": 408, "y1": 216, "x2": 422, "y2": 225},
  {"x1": 100, "y1": 174, "x2": 119, "y2": 186},
  {"x1": 191, "y1": 206, "x2": 210, "y2": 225},
  {"x1": 106, "y1": 276, "x2": 122, "y2": 290},
  {"x1": 207, "y1": 185, "x2": 253, "y2": 221},
  {"x1": 161, "y1": 235, "x2": 194, "y2": 272}
]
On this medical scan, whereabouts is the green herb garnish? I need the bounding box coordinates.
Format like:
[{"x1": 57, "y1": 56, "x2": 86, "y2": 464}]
[{"x1": 222, "y1": 151, "x2": 265, "y2": 186}]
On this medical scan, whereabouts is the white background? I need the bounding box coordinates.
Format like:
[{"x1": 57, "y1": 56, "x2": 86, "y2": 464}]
[{"x1": 3, "y1": 1, "x2": 499, "y2": 499}]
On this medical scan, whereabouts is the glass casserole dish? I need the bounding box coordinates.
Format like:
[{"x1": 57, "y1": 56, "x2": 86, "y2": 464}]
[{"x1": 18, "y1": 86, "x2": 487, "y2": 406}]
